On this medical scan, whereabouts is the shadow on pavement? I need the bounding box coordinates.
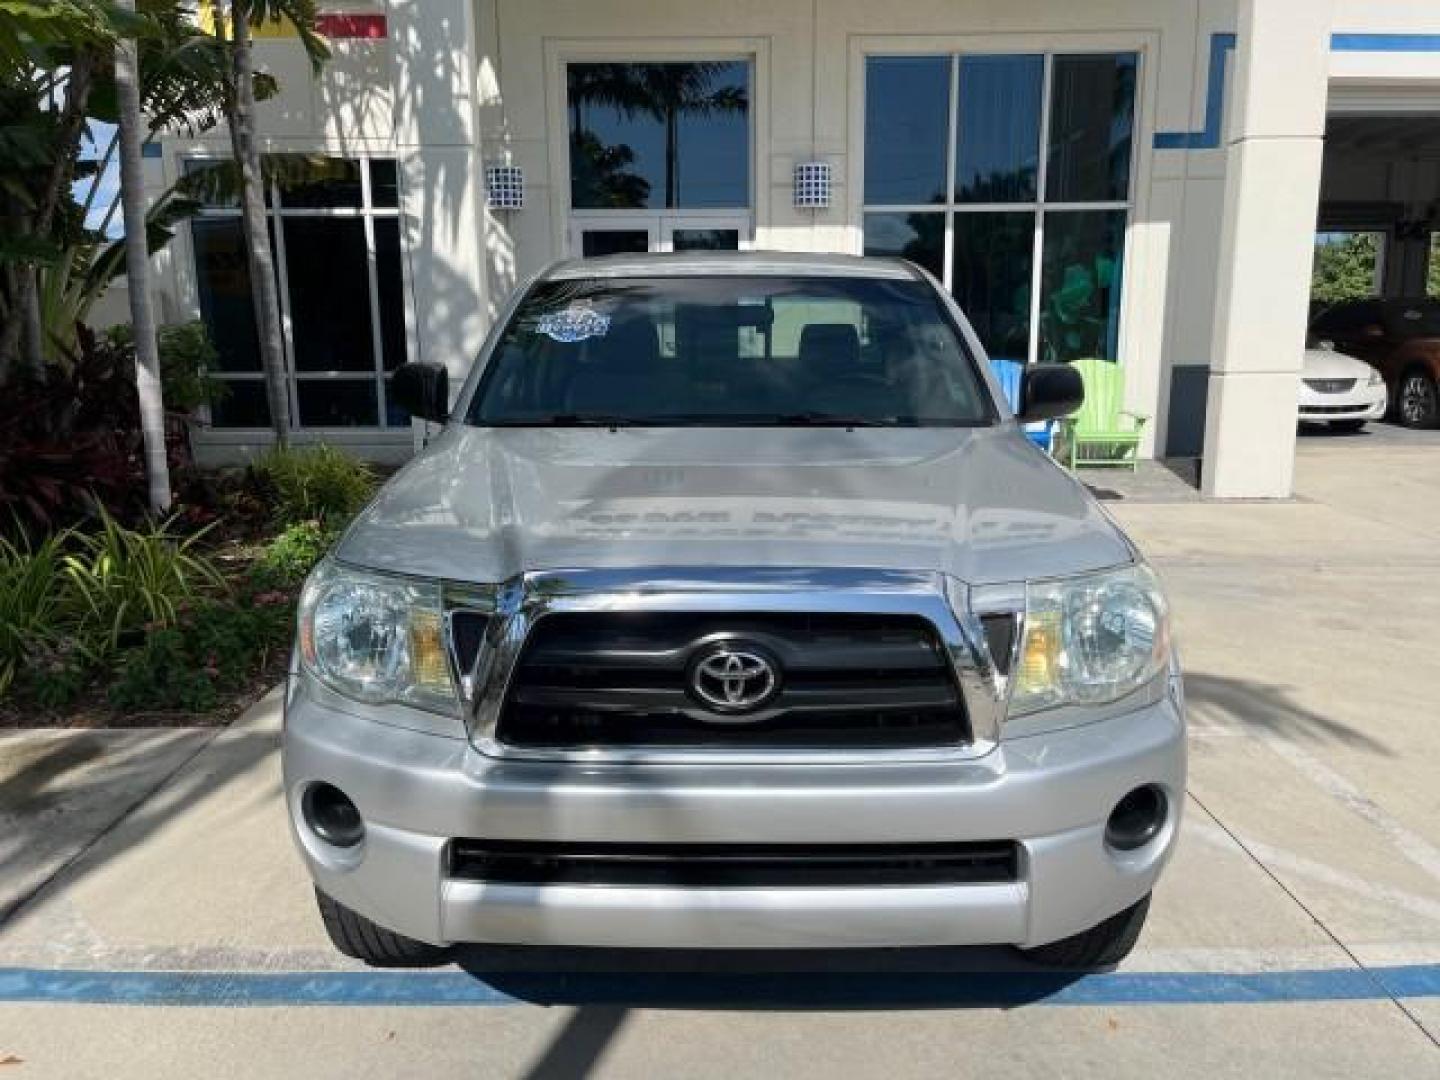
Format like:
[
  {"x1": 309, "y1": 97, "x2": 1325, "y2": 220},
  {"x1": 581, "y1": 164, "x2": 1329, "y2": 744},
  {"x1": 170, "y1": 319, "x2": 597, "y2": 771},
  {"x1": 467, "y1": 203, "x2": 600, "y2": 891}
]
[
  {"x1": 453, "y1": 945, "x2": 1086, "y2": 1012},
  {"x1": 518, "y1": 1005, "x2": 629, "y2": 1080},
  {"x1": 1184, "y1": 671, "x2": 1390, "y2": 754},
  {"x1": 0, "y1": 727, "x2": 279, "y2": 929},
  {"x1": 0, "y1": 736, "x2": 106, "y2": 813}
]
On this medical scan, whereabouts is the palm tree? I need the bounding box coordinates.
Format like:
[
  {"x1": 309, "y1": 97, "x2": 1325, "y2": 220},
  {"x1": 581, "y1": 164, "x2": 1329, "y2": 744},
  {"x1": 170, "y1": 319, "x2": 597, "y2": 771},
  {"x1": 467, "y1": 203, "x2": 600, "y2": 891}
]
[
  {"x1": 213, "y1": 0, "x2": 328, "y2": 449},
  {"x1": 0, "y1": 1, "x2": 112, "y2": 376},
  {"x1": 114, "y1": 0, "x2": 170, "y2": 512}
]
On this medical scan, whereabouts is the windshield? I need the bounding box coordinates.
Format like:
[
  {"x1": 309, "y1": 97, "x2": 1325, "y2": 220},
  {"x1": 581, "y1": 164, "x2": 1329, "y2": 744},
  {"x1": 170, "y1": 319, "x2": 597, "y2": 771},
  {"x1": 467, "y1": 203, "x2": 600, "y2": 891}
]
[{"x1": 467, "y1": 275, "x2": 994, "y2": 427}]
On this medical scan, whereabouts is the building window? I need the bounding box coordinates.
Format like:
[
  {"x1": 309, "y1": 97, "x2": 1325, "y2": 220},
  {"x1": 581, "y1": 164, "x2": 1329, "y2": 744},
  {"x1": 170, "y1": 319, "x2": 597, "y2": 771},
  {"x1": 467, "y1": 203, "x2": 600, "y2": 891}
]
[
  {"x1": 863, "y1": 52, "x2": 1137, "y2": 366},
  {"x1": 567, "y1": 61, "x2": 750, "y2": 210},
  {"x1": 186, "y1": 155, "x2": 410, "y2": 430}
]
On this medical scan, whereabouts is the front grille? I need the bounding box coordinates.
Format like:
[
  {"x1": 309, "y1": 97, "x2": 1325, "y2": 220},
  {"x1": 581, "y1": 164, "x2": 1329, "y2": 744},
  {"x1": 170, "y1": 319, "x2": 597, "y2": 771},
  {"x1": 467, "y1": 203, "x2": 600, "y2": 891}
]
[
  {"x1": 448, "y1": 839, "x2": 1019, "y2": 887},
  {"x1": 495, "y1": 612, "x2": 969, "y2": 750},
  {"x1": 1304, "y1": 378, "x2": 1356, "y2": 394}
]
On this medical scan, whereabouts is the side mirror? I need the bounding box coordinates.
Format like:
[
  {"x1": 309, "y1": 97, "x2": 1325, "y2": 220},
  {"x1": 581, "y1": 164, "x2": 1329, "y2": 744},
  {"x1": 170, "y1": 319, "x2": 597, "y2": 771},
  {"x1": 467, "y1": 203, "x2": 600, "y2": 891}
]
[
  {"x1": 390, "y1": 361, "x2": 449, "y2": 424},
  {"x1": 1018, "y1": 363, "x2": 1084, "y2": 423}
]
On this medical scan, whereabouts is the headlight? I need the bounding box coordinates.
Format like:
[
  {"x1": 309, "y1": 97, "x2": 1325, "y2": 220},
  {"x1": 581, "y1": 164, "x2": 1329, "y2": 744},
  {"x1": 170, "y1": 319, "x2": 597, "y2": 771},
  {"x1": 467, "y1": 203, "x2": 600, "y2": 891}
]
[
  {"x1": 1009, "y1": 564, "x2": 1170, "y2": 718},
  {"x1": 298, "y1": 560, "x2": 456, "y2": 713},
  {"x1": 1367, "y1": 368, "x2": 1383, "y2": 387}
]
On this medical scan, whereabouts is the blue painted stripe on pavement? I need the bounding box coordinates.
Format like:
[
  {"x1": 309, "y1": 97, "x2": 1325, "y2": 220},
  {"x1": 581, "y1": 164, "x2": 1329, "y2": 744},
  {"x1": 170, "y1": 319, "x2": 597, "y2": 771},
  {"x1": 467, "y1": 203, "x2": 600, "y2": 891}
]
[
  {"x1": 1, "y1": 964, "x2": 1438, "y2": 1009},
  {"x1": 1331, "y1": 34, "x2": 1440, "y2": 53}
]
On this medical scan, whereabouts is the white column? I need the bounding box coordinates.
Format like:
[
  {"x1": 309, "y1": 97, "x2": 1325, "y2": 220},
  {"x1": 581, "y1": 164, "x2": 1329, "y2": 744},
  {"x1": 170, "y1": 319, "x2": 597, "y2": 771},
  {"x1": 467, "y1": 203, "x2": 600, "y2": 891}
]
[
  {"x1": 1201, "y1": 0, "x2": 1333, "y2": 499},
  {"x1": 386, "y1": 0, "x2": 489, "y2": 408}
]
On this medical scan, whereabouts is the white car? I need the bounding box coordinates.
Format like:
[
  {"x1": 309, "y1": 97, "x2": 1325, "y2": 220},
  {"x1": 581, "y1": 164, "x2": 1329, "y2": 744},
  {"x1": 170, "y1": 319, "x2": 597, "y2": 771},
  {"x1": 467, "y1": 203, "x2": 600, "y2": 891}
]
[{"x1": 1298, "y1": 346, "x2": 1387, "y2": 431}]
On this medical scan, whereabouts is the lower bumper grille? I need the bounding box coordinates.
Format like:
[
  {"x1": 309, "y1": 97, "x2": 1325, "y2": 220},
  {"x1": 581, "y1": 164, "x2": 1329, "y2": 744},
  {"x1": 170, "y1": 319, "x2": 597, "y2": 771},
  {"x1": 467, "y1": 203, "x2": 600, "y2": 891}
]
[
  {"x1": 448, "y1": 840, "x2": 1020, "y2": 887},
  {"x1": 495, "y1": 612, "x2": 969, "y2": 751},
  {"x1": 1300, "y1": 403, "x2": 1370, "y2": 415}
]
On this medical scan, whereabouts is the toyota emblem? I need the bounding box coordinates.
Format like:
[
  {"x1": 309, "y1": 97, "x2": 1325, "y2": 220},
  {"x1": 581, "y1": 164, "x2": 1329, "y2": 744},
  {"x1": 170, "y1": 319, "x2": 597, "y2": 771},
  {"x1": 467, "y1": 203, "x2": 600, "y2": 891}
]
[{"x1": 688, "y1": 644, "x2": 780, "y2": 714}]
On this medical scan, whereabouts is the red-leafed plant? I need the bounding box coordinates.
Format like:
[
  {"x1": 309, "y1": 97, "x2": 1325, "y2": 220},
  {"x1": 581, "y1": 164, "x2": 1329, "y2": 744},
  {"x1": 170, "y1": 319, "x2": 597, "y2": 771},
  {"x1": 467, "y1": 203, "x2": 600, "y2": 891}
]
[{"x1": 0, "y1": 325, "x2": 147, "y2": 534}]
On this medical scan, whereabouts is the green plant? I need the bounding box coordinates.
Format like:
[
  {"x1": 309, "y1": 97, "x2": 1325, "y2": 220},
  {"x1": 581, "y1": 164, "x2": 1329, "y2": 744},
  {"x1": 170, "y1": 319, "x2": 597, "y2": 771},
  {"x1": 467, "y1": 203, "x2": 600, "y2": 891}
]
[
  {"x1": 1311, "y1": 232, "x2": 1382, "y2": 305},
  {"x1": 108, "y1": 628, "x2": 218, "y2": 712},
  {"x1": 0, "y1": 531, "x2": 72, "y2": 692},
  {"x1": 107, "y1": 591, "x2": 293, "y2": 712},
  {"x1": 248, "y1": 445, "x2": 377, "y2": 527},
  {"x1": 17, "y1": 637, "x2": 88, "y2": 708},
  {"x1": 254, "y1": 519, "x2": 336, "y2": 585},
  {"x1": 106, "y1": 320, "x2": 227, "y2": 413},
  {"x1": 61, "y1": 511, "x2": 225, "y2": 656}
]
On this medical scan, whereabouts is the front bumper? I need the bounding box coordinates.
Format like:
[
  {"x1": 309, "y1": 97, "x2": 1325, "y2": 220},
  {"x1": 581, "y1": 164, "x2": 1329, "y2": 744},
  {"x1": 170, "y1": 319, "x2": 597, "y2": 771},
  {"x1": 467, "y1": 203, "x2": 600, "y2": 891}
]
[
  {"x1": 282, "y1": 677, "x2": 1186, "y2": 950},
  {"x1": 1298, "y1": 382, "x2": 1386, "y2": 421}
]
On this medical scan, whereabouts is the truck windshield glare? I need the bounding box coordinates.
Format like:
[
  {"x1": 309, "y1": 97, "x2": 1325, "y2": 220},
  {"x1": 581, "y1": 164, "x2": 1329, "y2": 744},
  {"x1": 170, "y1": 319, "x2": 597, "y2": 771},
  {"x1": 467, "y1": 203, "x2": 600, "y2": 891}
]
[{"x1": 468, "y1": 276, "x2": 993, "y2": 427}]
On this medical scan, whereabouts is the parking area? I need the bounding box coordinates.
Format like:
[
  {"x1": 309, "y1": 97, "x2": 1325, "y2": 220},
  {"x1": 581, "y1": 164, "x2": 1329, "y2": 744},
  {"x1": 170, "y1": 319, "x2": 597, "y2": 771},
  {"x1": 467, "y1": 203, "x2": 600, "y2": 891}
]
[
  {"x1": 1, "y1": 438, "x2": 1438, "y2": 1079},
  {"x1": 1299, "y1": 417, "x2": 1440, "y2": 448}
]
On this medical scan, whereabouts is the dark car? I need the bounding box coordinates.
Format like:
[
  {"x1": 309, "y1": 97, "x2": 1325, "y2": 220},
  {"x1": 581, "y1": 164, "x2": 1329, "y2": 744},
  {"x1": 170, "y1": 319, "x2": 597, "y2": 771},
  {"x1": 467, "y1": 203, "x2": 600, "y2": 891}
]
[{"x1": 1308, "y1": 298, "x2": 1440, "y2": 428}]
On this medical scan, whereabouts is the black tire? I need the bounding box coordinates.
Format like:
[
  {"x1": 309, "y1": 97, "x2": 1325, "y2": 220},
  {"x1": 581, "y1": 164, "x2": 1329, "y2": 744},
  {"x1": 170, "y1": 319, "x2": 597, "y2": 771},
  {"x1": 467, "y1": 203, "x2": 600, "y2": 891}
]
[
  {"x1": 315, "y1": 887, "x2": 452, "y2": 967},
  {"x1": 1329, "y1": 419, "x2": 1367, "y2": 433},
  {"x1": 1017, "y1": 894, "x2": 1151, "y2": 969},
  {"x1": 1397, "y1": 369, "x2": 1439, "y2": 429}
]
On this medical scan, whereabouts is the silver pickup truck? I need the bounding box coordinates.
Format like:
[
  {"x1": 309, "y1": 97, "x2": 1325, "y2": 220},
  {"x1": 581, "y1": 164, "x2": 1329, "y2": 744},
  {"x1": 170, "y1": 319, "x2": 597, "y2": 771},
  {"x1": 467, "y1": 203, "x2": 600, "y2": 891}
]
[{"x1": 284, "y1": 252, "x2": 1184, "y2": 969}]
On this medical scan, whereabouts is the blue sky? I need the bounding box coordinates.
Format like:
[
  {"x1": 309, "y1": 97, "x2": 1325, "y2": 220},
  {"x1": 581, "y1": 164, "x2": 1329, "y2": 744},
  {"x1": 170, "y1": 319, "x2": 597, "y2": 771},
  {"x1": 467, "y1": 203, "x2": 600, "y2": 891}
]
[{"x1": 71, "y1": 120, "x2": 124, "y2": 239}]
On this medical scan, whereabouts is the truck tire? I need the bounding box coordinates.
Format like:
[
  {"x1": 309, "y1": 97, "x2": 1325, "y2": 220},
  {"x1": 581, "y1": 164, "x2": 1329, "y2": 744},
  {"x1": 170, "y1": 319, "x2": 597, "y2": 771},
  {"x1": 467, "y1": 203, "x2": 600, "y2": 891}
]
[
  {"x1": 315, "y1": 887, "x2": 451, "y2": 967},
  {"x1": 1017, "y1": 894, "x2": 1151, "y2": 969}
]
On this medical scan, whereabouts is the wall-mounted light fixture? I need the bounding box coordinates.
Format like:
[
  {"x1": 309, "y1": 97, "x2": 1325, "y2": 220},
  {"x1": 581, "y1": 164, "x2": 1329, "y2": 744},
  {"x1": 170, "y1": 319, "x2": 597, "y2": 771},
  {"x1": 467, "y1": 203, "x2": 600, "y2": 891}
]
[
  {"x1": 793, "y1": 161, "x2": 832, "y2": 209},
  {"x1": 486, "y1": 165, "x2": 524, "y2": 210}
]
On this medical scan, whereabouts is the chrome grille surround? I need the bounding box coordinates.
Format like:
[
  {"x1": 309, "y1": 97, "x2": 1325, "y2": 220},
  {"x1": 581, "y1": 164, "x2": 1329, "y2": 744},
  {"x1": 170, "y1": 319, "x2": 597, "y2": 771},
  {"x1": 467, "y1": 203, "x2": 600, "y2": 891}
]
[{"x1": 449, "y1": 568, "x2": 1012, "y2": 765}]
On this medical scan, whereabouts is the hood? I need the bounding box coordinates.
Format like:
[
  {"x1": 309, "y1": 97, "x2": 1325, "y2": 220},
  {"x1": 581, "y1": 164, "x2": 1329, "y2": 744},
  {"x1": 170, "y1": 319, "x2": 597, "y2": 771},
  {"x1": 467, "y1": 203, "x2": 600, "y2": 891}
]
[
  {"x1": 1303, "y1": 348, "x2": 1374, "y2": 380},
  {"x1": 337, "y1": 425, "x2": 1132, "y2": 586}
]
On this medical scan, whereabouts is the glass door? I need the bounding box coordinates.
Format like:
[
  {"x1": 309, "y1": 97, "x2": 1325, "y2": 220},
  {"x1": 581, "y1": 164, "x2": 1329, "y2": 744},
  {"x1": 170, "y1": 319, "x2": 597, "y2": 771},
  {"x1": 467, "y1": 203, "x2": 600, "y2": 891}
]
[
  {"x1": 569, "y1": 218, "x2": 660, "y2": 258},
  {"x1": 569, "y1": 213, "x2": 749, "y2": 257},
  {"x1": 663, "y1": 216, "x2": 745, "y2": 251}
]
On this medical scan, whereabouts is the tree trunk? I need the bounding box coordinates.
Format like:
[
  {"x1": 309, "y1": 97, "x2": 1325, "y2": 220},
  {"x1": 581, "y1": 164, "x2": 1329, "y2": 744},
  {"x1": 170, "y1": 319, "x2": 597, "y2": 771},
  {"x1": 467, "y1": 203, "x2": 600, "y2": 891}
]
[
  {"x1": 21, "y1": 276, "x2": 43, "y2": 370},
  {"x1": 0, "y1": 53, "x2": 96, "y2": 374},
  {"x1": 226, "y1": 2, "x2": 291, "y2": 448},
  {"x1": 116, "y1": 0, "x2": 172, "y2": 514},
  {"x1": 665, "y1": 109, "x2": 678, "y2": 209}
]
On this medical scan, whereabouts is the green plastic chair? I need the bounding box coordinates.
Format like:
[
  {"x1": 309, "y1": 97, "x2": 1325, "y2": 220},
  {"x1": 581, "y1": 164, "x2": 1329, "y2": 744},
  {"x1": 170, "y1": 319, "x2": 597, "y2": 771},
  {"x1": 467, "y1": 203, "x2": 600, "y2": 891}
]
[{"x1": 1061, "y1": 358, "x2": 1148, "y2": 471}]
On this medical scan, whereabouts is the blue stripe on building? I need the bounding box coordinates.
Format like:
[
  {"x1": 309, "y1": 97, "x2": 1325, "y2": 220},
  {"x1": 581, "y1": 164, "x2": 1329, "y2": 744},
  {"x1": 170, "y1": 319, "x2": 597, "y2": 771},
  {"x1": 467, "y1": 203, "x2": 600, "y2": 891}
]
[
  {"x1": 1153, "y1": 32, "x2": 1237, "y2": 151},
  {"x1": 1330, "y1": 33, "x2": 1440, "y2": 53},
  {"x1": 1155, "y1": 31, "x2": 1440, "y2": 152}
]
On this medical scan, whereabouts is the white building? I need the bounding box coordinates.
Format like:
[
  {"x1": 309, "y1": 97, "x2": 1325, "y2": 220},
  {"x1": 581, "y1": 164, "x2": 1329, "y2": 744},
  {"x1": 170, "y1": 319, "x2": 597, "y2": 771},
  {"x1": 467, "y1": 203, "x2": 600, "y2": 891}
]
[{"x1": 146, "y1": 1, "x2": 1440, "y2": 498}]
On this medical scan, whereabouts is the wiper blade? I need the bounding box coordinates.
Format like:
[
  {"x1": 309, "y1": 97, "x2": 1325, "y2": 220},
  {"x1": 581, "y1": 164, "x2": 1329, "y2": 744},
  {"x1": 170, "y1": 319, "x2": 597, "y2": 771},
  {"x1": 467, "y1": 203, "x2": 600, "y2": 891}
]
[
  {"x1": 770, "y1": 412, "x2": 902, "y2": 427},
  {"x1": 492, "y1": 414, "x2": 640, "y2": 427}
]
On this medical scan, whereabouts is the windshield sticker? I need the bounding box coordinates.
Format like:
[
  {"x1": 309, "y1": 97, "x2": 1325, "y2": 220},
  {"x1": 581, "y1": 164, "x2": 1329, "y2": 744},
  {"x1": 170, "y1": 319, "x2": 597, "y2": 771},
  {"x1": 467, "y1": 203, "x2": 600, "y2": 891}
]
[{"x1": 537, "y1": 304, "x2": 610, "y2": 343}]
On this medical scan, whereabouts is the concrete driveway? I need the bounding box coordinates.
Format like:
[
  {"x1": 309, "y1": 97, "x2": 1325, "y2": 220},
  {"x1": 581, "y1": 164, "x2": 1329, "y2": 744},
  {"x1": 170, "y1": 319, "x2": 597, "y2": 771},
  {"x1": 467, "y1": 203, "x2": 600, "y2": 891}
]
[{"x1": 1, "y1": 439, "x2": 1438, "y2": 1078}]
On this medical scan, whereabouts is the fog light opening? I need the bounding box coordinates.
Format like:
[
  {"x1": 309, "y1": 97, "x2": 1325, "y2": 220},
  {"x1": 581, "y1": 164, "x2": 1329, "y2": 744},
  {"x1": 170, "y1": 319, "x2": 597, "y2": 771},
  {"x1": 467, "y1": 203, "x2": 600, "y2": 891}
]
[
  {"x1": 303, "y1": 783, "x2": 365, "y2": 849},
  {"x1": 1106, "y1": 785, "x2": 1167, "y2": 852}
]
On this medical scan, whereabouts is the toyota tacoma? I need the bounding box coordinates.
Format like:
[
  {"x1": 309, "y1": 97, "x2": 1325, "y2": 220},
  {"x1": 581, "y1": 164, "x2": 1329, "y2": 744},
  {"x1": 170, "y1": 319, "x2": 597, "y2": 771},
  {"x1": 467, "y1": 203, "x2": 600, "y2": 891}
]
[{"x1": 284, "y1": 252, "x2": 1185, "y2": 969}]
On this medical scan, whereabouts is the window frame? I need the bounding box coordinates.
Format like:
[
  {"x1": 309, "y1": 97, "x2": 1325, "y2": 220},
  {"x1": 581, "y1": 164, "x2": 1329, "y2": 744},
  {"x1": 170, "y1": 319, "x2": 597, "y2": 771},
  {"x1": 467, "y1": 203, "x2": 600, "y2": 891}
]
[
  {"x1": 544, "y1": 38, "x2": 771, "y2": 258},
  {"x1": 181, "y1": 152, "x2": 412, "y2": 433},
  {"x1": 856, "y1": 46, "x2": 1143, "y2": 368}
]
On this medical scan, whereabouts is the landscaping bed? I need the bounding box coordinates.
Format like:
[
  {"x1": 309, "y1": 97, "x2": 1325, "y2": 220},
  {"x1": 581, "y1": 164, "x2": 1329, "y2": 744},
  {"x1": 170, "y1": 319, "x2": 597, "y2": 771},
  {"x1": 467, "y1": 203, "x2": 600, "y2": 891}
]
[{"x1": 0, "y1": 446, "x2": 378, "y2": 730}]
